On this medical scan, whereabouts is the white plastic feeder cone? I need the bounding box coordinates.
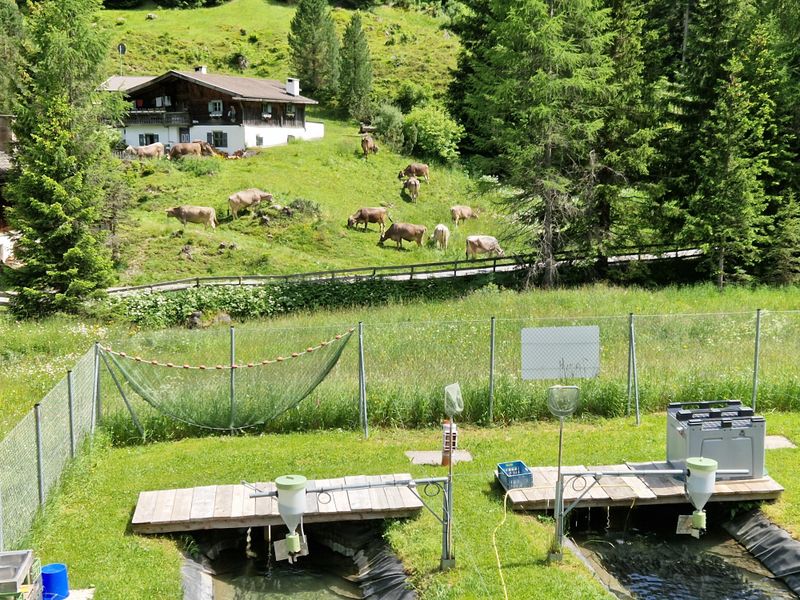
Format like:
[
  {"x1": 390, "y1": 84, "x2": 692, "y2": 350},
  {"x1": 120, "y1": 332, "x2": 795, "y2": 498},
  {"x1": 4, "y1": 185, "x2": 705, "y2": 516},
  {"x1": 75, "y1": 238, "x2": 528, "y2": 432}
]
[
  {"x1": 685, "y1": 457, "x2": 717, "y2": 511},
  {"x1": 276, "y1": 474, "x2": 307, "y2": 553}
]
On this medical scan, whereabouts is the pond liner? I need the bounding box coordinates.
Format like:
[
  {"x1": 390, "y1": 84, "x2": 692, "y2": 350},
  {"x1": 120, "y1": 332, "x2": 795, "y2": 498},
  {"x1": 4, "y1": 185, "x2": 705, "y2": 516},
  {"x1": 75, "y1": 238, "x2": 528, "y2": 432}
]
[
  {"x1": 724, "y1": 509, "x2": 800, "y2": 595},
  {"x1": 312, "y1": 522, "x2": 416, "y2": 600}
]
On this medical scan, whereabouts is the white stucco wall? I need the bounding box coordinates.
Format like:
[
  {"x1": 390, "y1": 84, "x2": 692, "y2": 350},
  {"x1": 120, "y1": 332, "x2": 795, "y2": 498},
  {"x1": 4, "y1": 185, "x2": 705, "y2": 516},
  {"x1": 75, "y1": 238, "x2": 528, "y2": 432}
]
[
  {"x1": 121, "y1": 125, "x2": 178, "y2": 147},
  {"x1": 243, "y1": 121, "x2": 325, "y2": 149},
  {"x1": 190, "y1": 125, "x2": 246, "y2": 153},
  {"x1": 119, "y1": 121, "x2": 324, "y2": 152}
]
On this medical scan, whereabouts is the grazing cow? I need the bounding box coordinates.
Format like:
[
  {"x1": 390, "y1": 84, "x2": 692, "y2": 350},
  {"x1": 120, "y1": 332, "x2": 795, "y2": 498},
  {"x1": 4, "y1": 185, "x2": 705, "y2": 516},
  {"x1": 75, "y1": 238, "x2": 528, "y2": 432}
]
[
  {"x1": 361, "y1": 135, "x2": 379, "y2": 158},
  {"x1": 450, "y1": 205, "x2": 479, "y2": 226},
  {"x1": 465, "y1": 235, "x2": 505, "y2": 260},
  {"x1": 432, "y1": 224, "x2": 450, "y2": 250},
  {"x1": 166, "y1": 205, "x2": 218, "y2": 229},
  {"x1": 169, "y1": 142, "x2": 217, "y2": 160},
  {"x1": 124, "y1": 142, "x2": 165, "y2": 159},
  {"x1": 398, "y1": 163, "x2": 430, "y2": 183},
  {"x1": 228, "y1": 188, "x2": 273, "y2": 219},
  {"x1": 378, "y1": 223, "x2": 427, "y2": 249},
  {"x1": 402, "y1": 176, "x2": 421, "y2": 202},
  {"x1": 347, "y1": 207, "x2": 391, "y2": 234}
]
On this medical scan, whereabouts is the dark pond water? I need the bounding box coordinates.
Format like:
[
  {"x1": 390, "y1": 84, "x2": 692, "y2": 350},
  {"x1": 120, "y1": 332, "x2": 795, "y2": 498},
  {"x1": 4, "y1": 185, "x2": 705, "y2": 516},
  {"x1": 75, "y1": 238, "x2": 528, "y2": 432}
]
[{"x1": 572, "y1": 505, "x2": 797, "y2": 600}]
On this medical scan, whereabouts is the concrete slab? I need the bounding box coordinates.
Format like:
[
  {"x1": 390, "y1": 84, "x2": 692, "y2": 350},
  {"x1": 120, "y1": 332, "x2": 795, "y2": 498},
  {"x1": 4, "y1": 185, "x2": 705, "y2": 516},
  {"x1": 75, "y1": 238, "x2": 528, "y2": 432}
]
[
  {"x1": 765, "y1": 435, "x2": 796, "y2": 450},
  {"x1": 70, "y1": 589, "x2": 95, "y2": 599},
  {"x1": 404, "y1": 450, "x2": 473, "y2": 465}
]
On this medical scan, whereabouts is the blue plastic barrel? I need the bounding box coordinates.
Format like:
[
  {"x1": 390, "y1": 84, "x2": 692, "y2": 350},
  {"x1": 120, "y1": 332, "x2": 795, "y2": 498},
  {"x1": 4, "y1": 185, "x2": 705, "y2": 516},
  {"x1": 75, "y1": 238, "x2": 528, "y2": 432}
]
[{"x1": 41, "y1": 563, "x2": 70, "y2": 600}]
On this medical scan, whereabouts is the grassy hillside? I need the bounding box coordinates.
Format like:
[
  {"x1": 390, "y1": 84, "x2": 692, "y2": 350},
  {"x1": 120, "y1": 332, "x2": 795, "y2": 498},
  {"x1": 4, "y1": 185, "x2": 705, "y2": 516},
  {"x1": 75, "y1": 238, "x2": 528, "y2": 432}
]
[
  {"x1": 116, "y1": 115, "x2": 511, "y2": 284},
  {"x1": 101, "y1": 0, "x2": 459, "y2": 99}
]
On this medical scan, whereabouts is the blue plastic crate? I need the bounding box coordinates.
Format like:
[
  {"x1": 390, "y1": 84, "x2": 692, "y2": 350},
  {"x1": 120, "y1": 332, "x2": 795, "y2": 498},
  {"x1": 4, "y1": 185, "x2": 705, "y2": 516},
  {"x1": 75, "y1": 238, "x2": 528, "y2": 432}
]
[{"x1": 497, "y1": 460, "x2": 533, "y2": 490}]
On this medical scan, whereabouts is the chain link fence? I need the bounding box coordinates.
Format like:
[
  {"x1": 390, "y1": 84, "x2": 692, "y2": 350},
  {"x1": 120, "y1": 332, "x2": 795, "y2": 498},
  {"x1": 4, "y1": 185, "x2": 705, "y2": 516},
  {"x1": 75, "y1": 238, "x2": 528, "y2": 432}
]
[
  {"x1": 0, "y1": 347, "x2": 97, "y2": 551},
  {"x1": 2, "y1": 309, "x2": 798, "y2": 549}
]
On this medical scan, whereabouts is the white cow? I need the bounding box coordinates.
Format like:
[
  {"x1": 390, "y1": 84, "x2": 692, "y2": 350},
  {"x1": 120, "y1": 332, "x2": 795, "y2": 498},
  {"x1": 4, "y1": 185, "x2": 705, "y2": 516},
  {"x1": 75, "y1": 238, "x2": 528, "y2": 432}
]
[
  {"x1": 465, "y1": 235, "x2": 504, "y2": 259},
  {"x1": 432, "y1": 224, "x2": 450, "y2": 250}
]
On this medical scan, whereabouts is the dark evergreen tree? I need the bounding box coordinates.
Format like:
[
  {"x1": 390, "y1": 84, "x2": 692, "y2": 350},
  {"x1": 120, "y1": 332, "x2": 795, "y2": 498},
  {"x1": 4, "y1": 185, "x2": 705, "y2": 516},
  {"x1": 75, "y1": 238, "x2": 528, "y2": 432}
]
[
  {"x1": 288, "y1": 0, "x2": 340, "y2": 99},
  {"x1": 584, "y1": 0, "x2": 657, "y2": 271},
  {"x1": 458, "y1": 0, "x2": 615, "y2": 286},
  {"x1": 5, "y1": 0, "x2": 116, "y2": 316},
  {"x1": 0, "y1": 0, "x2": 23, "y2": 115},
  {"x1": 338, "y1": 12, "x2": 372, "y2": 121},
  {"x1": 683, "y1": 57, "x2": 768, "y2": 288}
]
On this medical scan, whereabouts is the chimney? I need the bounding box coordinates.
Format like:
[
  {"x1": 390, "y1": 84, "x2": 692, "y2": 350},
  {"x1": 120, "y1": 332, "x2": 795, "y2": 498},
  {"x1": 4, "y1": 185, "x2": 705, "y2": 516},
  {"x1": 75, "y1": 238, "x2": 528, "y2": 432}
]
[
  {"x1": 195, "y1": 65, "x2": 207, "y2": 74},
  {"x1": 286, "y1": 78, "x2": 300, "y2": 97}
]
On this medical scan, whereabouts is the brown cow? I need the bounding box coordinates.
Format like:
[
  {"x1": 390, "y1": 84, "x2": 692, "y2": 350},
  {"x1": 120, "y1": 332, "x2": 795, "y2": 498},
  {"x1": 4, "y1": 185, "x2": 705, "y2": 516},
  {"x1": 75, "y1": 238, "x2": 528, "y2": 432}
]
[
  {"x1": 398, "y1": 163, "x2": 430, "y2": 183},
  {"x1": 378, "y1": 222, "x2": 427, "y2": 249},
  {"x1": 169, "y1": 142, "x2": 217, "y2": 160},
  {"x1": 465, "y1": 235, "x2": 504, "y2": 260},
  {"x1": 402, "y1": 176, "x2": 420, "y2": 202},
  {"x1": 450, "y1": 205, "x2": 479, "y2": 226},
  {"x1": 166, "y1": 205, "x2": 218, "y2": 229},
  {"x1": 228, "y1": 188, "x2": 273, "y2": 219},
  {"x1": 347, "y1": 207, "x2": 391, "y2": 234},
  {"x1": 124, "y1": 142, "x2": 165, "y2": 159},
  {"x1": 361, "y1": 135, "x2": 379, "y2": 158}
]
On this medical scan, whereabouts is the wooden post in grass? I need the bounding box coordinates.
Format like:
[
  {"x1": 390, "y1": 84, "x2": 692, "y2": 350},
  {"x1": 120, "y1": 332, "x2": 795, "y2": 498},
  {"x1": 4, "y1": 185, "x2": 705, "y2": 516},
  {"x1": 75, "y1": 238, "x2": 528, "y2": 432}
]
[
  {"x1": 91, "y1": 342, "x2": 100, "y2": 434},
  {"x1": 752, "y1": 308, "x2": 762, "y2": 411},
  {"x1": 626, "y1": 314, "x2": 640, "y2": 425}
]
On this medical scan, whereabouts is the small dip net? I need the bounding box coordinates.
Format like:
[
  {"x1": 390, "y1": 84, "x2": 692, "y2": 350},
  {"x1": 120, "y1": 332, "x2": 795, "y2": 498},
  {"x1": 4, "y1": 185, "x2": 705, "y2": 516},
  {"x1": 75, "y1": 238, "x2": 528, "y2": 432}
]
[{"x1": 100, "y1": 327, "x2": 354, "y2": 431}]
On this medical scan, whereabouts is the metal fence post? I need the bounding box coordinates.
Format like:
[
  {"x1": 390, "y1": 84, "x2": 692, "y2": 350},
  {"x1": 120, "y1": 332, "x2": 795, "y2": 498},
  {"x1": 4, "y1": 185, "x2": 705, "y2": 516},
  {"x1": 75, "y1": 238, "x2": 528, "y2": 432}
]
[
  {"x1": 91, "y1": 342, "x2": 101, "y2": 434},
  {"x1": 627, "y1": 314, "x2": 640, "y2": 425},
  {"x1": 0, "y1": 491, "x2": 4, "y2": 551},
  {"x1": 752, "y1": 308, "x2": 762, "y2": 411},
  {"x1": 230, "y1": 326, "x2": 236, "y2": 431},
  {"x1": 67, "y1": 370, "x2": 76, "y2": 458},
  {"x1": 34, "y1": 404, "x2": 45, "y2": 507},
  {"x1": 358, "y1": 322, "x2": 368, "y2": 439},
  {"x1": 488, "y1": 316, "x2": 496, "y2": 424}
]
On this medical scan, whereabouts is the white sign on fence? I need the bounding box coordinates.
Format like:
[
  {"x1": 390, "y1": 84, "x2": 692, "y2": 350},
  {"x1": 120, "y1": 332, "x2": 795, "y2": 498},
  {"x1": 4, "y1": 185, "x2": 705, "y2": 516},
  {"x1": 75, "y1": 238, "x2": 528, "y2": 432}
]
[{"x1": 521, "y1": 325, "x2": 600, "y2": 380}]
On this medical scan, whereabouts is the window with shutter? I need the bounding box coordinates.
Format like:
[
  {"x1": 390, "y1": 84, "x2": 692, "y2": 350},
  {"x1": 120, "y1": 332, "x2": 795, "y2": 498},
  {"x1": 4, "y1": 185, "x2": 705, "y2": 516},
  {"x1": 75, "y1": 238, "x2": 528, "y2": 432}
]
[
  {"x1": 139, "y1": 134, "x2": 145, "y2": 145},
  {"x1": 207, "y1": 132, "x2": 213, "y2": 144},
  {"x1": 208, "y1": 100, "x2": 223, "y2": 117},
  {"x1": 256, "y1": 135, "x2": 263, "y2": 147},
  {"x1": 286, "y1": 104, "x2": 296, "y2": 118},
  {"x1": 221, "y1": 132, "x2": 228, "y2": 147}
]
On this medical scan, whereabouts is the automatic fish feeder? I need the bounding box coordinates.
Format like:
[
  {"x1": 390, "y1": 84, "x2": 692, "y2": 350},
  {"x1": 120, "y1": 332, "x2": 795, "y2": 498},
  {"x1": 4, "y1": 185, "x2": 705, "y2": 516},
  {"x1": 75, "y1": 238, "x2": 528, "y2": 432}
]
[
  {"x1": 274, "y1": 474, "x2": 308, "y2": 563},
  {"x1": 682, "y1": 456, "x2": 718, "y2": 536}
]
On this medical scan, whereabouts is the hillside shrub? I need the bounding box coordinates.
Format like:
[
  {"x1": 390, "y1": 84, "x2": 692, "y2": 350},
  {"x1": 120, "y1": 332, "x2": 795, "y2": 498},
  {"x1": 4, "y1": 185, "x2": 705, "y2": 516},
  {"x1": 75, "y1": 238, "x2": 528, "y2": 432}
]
[
  {"x1": 394, "y1": 81, "x2": 432, "y2": 113},
  {"x1": 402, "y1": 103, "x2": 463, "y2": 162},
  {"x1": 104, "y1": 0, "x2": 229, "y2": 5},
  {"x1": 372, "y1": 103, "x2": 405, "y2": 152},
  {"x1": 110, "y1": 272, "x2": 521, "y2": 328},
  {"x1": 173, "y1": 157, "x2": 220, "y2": 177}
]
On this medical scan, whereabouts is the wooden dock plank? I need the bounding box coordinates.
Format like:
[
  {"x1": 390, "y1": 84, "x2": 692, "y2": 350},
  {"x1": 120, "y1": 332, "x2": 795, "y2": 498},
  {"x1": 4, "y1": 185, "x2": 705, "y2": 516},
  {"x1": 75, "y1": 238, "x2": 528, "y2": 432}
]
[
  {"x1": 366, "y1": 475, "x2": 389, "y2": 511},
  {"x1": 190, "y1": 486, "x2": 217, "y2": 521},
  {"x1": 151, "y1": 489, "x2": 177, "y2": 523},
  {"x1": 328, "y1": 478, "x2": 351, "y2": 514},
  {"x1": 229, "y1": 485, "x2": 245, "y2": 519},
  {"x1": 305, "y1": 480, "x2": 319, "y2": 514},
  {"x1": 132, "y1": 490, "x2": 158, "y2": 524},
  {"x1": 255, "y1": 482, "x2": 276, "y2": 517},
  {"x1": 345, "y1": 475, "x2": 372, "y2": 512},
  {"x1": 213, "y1": 485, "x2": 235, "y2": 519},
  {"x1": 171, "y1": 488, "x2": 194, "y2": 522},
  {"x1": 242, "y1": 484, "x2": 257, "y2": 517},
  {"x1": 315, "y1": 479, "x2": 337, "y2": 514},
  {"x1": 382, "y1": 474, "x2": 403, "y2": 510},
  {"x1": 395, "y1": 473, "x2": 424, "y2": 509}
]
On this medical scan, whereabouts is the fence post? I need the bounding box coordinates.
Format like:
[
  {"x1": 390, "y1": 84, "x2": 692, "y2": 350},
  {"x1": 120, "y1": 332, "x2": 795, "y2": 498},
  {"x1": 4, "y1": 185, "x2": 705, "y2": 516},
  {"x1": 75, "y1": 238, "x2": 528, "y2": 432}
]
[
  {"x1": 488, "y1": 316, "x2": 496, "y2": 425},
  {"x1": 0, "y1": 491, "x2": 4, "y2": 551},
  {"x1": 34, "y1": 403, "x2": 45, "y2": 507},
  {"x1": 752, "y1": 308, "x2": 762, "y2": 411},
  {"x1": 626, "y1": 313, "x2": 640, "y2": 425},
  {"x1": 67, "y1": 370, "x2": 76, "y2": 459},
  {"x1": 91, "y1": 342, "x2": 100, "y2": 435},
  {"x1": 358, "y1": 321, "x2": 368, "y2": 439},
  {"x1": 230, "y1": 326, "x2": 236, "y2": 431}
]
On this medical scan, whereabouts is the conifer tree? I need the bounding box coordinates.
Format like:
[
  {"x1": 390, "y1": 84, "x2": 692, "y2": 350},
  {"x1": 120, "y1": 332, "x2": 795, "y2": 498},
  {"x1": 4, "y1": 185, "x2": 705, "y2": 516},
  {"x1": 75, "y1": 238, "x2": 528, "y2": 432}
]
[
  {"x1": 0, "y1": 0, "x2": 23, "y2": 115},
  {"x1": 288, "y1": 0, "x2": 340, "y2": 99},
  {"x1": 338, "y1": 12, "x2": 372, "y2": 121},
  {"x1": 458, "y1": 0, "x2": 615, "y2": 286},
  {"x1": 585, "y1": 0, "x2": 656, "y2": 271},
  {"x1": 684, "y1": 57, "x2": 768, "y2": 288},
  {"x1": 5, "y1": 0, "x2": 116, "y2": 316}
]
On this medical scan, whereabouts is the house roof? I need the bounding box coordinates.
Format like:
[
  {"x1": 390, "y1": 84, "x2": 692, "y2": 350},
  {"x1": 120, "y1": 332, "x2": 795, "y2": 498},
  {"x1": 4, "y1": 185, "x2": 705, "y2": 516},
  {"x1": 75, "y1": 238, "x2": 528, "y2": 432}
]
[
  {"x1": 100, "y1": 75, "x2": 157, "y2": 93},
  {"x1": 125, "y1": 70, "x2": 318, "y2": 105}
]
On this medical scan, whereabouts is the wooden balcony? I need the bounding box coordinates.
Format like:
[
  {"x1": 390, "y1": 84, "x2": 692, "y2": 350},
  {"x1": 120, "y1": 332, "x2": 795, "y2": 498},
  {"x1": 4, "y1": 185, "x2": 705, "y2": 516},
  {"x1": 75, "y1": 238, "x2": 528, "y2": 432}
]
[{"x1": 126, "y1": 110, "x2": 190, "y2": 126}]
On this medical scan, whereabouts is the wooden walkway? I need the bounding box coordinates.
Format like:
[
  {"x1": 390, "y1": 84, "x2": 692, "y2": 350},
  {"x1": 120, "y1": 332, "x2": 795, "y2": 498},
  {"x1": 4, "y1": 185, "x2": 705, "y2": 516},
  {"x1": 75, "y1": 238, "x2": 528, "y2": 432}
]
[
  {"x1": 131, "y1": 473, "x2": 424, "y2": 534},
  {"x1": 503, "y1": 462, "x2": 784, "y2": 511}
]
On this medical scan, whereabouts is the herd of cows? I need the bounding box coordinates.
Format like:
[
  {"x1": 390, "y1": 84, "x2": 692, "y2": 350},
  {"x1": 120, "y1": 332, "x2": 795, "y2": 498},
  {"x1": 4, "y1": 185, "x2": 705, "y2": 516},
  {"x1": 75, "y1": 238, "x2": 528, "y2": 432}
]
[{"x1": 121, "y1": 138, "x2": 507, "y2": 260}]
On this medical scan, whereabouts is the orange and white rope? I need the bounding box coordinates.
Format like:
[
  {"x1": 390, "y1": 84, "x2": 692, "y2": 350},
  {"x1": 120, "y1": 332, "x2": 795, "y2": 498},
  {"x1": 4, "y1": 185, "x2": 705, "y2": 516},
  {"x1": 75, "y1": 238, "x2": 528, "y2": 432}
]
[{"x1": 99, "y1": 327, "x2": 355, "y2": 370}]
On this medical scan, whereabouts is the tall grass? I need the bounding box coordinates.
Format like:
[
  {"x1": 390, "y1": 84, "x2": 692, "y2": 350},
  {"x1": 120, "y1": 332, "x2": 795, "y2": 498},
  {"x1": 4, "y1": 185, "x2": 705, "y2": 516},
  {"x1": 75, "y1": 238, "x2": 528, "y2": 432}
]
[{"x1": 98, "y1": 284, "x2": 800, "y2": 442}]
